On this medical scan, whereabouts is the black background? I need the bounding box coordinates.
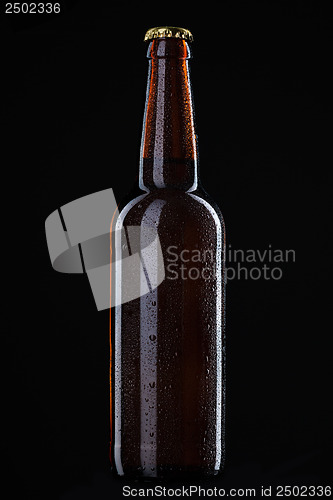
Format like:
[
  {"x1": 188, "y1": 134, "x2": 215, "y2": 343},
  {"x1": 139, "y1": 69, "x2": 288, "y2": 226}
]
[{"x1": 3, "y1": 1, "x2": 332, "y2": 499}]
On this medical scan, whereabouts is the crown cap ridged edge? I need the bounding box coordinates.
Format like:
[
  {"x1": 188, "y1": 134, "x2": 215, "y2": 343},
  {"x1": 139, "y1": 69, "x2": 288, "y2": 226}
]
[{"x1": 144, "y1": 26, "x2": 193, "y2": 42}]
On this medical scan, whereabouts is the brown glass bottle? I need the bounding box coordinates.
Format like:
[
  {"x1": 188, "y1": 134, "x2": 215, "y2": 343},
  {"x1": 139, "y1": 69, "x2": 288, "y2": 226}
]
[{"x1": 111, "y1": 27, "x2": 226, "y2": 479}]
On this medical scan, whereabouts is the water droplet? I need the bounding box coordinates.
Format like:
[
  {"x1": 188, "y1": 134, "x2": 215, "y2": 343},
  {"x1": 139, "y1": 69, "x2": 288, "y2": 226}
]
[
  {"x1": 149, "y1": 334, "x2": 156, "y2": 341},
  {"x1": 149, "y1": 381, "x2": 155, "y2": 388},
  {"x1": 151, "y1": 300, "x2": 156, "y2": 306}
]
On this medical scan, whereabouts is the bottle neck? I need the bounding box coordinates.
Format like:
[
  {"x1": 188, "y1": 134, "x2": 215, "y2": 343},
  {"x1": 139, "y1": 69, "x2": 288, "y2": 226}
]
[{"x1": 139, "y1": 38, "x2": 198, "y2": 191}]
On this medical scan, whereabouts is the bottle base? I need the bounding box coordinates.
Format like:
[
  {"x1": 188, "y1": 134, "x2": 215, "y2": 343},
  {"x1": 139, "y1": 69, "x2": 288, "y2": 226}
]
[{"x1": 111, "y1": 464, "x2": 224, "y2": 481}]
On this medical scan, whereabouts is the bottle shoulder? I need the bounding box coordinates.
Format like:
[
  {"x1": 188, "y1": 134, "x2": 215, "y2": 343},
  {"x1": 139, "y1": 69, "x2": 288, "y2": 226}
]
[{"x1": 116, "y1": 188, "x2": 225, "y2": 232}]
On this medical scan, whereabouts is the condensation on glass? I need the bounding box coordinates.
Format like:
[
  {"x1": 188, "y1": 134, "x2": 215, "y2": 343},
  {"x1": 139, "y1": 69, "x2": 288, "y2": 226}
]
[{"x1": 110, "y1": 27, "x2": 226, "y2": 480}]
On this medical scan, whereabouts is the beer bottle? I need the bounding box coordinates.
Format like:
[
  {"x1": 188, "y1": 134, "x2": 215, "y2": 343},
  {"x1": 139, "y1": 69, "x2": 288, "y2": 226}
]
[{"x1": 111, "y1": 26, "x2": 226, "y2": 479}]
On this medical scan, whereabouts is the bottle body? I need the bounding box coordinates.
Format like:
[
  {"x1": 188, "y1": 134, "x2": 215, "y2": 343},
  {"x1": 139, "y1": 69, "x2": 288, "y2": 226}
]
[{"x1": 112, "y1": 188, "x2": 225, "y2": 478}]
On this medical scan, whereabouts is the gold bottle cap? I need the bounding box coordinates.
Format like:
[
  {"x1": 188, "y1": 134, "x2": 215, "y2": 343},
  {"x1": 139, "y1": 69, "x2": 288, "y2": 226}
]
[{"x1": 144, "y1": 26, "x2": 193, "y2": 42}]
